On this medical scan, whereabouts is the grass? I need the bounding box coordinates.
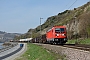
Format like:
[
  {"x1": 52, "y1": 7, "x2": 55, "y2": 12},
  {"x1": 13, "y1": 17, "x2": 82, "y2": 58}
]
[
  {"x1": 16, "y1": 38, "x2": 90, "y2": 60},
  {"x1": 66, "y1": 39, "x2": 76, "y2": 44},
  {"x1": 66, "y1": 38, "x2": 90, "y2": 44},
  {"x1": 16, "y1": 43, "x2": 66, "y2": 60}
]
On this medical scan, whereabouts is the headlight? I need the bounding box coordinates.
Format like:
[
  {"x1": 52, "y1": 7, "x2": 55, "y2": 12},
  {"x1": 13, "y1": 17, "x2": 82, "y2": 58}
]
[
  {"x1": 55, "y1": 34, "x2": 59, "y2": 36},
  {"x1": 57, "y1": 34, "x2": 59, "y2": 36},
  {"x1": 62, "y1": 34, "x2": 65, "y2": 36}
]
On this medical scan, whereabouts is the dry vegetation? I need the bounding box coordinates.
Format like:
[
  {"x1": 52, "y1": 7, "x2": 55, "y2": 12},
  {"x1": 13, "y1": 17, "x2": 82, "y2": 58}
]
[{"x1": 15, "y1": 2, "x2": 90, "y2": 40}]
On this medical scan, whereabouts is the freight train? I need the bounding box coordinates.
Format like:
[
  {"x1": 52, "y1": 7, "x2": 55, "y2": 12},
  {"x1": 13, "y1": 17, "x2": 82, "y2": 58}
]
[{"x1": 32, "y1": 26, "x2": 68, "y2": 44}]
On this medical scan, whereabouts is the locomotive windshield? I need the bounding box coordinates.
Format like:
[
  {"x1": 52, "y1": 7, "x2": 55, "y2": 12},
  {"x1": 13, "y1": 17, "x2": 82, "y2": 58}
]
[{"x1": 55, "y1": 28, "x2": 65, "y2": 33}]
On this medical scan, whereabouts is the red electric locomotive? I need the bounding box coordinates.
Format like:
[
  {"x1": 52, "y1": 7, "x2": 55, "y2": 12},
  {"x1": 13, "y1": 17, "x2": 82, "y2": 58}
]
[{"x1": 46, "y1": 26, "x2": 67, "y2": 44}]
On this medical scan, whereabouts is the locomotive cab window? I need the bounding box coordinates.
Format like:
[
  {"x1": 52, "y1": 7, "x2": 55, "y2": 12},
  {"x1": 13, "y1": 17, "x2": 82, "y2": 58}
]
[{"x1": 55, "y1": 28, "x2": 65, "y2": 33}]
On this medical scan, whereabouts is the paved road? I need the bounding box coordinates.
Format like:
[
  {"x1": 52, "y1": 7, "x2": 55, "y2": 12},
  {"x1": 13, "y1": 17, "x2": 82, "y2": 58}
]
[{"x1": 0, "y1": 43, "x2": 27, "y2": 60}]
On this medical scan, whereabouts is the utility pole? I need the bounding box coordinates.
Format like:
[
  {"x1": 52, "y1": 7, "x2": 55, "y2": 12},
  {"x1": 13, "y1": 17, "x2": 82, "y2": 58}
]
[
  {"x1": 31, "y1": 29, "x2": 32, "y2": 38},
  {"x1": 40, "y1": 18, "x2": 43, "y2": 43},
  {"x1": 40, "y1": 18, "x2": 43, "y2": 33}
]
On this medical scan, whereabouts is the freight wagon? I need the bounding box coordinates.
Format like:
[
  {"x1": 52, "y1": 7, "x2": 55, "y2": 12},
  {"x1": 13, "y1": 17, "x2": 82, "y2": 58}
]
[{"x1": 32, "y1": 26, "x2": 68, "y2": 44}]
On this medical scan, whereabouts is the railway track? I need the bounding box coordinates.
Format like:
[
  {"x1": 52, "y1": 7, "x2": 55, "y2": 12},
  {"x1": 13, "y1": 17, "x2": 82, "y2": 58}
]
[
  {"x1": 34, "y1": 43, "x2": 90, "y2": 51},
  {"x1": 52, "y1": 44, "x2": 90, "y2": 51},
  {"x1": 62, "y1": 44, "x2": 90, "y2": 51},
  {"x1": 34, "y1": 43, "x2": 90, "y2": 60}
]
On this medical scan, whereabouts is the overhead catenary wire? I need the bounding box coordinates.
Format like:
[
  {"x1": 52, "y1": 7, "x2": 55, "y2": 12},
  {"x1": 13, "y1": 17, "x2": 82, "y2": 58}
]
[
  {"x1": 67, "y1": 0, "x2": 78, "y2": 9},
  {"x1": 61, "y1": 0, "x2": 78, "y2": 12},
  {"x1": 62, "y1": 0, "x2": 72, "y2": 10}
]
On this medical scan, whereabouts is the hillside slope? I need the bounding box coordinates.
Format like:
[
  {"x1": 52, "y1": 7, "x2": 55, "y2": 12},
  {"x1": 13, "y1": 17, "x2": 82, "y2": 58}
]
[
  {"x1": 0, "y1": 31, "x2": 21, "y2": 42},
  {"x1": 17, "y1": 2, "x2": 90, "y2": 40}
]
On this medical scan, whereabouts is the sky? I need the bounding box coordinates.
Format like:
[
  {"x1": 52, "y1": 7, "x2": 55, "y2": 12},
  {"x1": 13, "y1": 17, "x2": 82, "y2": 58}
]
[{"x1": 0, "y1": 0, "x2": 90, "y2": 33}]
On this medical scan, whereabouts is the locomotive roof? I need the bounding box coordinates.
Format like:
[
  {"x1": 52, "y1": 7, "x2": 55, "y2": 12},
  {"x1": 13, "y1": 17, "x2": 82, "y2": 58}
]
[
  {"x1": 53, "y1": 26, "x2": 66, "y2": 28},
  {"x1": 47, "y1": 26, "x2": 66, "y2": 32}
]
